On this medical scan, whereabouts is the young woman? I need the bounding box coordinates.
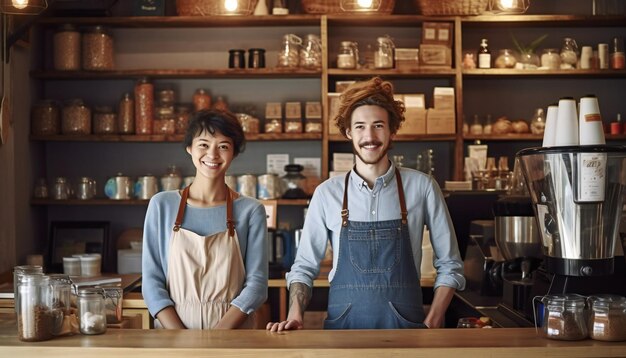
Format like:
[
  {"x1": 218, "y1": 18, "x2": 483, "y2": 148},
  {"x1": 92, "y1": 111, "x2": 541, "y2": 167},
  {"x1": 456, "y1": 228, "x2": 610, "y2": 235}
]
[{"x1": 142, "y1": 110, "x2": 268, "y2": 329}]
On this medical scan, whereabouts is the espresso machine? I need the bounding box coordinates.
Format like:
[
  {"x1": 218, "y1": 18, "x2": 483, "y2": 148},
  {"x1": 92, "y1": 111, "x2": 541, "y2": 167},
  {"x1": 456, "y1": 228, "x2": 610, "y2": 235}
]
[{"x1": 517, "y1": 145, "x2": 626, "y2": 298}]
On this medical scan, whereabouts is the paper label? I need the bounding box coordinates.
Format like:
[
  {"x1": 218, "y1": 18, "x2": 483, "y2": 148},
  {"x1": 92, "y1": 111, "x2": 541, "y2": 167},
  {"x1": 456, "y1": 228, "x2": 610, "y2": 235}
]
[
  {"x1": 577, "y1": 153, "x2": 606, "y2": 202},
  {"x1": 267, "y1": 154, "x2": 289, "y2": 176},
  {"x1": 584, "y1": 113, "x2": 602, "y2": 122}
]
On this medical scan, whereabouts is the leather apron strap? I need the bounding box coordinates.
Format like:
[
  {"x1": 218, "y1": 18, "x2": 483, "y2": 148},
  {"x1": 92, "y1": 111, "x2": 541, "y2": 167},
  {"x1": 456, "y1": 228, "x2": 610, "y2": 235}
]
[{"x1": 173, "y1": 185, "x2": 236, "y2": 235}]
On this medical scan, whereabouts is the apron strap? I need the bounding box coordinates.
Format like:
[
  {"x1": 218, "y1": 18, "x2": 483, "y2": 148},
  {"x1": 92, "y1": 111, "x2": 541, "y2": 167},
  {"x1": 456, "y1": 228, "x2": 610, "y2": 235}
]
[
  {"x1": 340, "y1": 167, "x2": 408, "y2": 226},
  {"x1": 173, "y1": 186, "x2": 190, "y2": 232},
  {"x1": 226, "y1": 187, "x2": 235, "y2": 238}
]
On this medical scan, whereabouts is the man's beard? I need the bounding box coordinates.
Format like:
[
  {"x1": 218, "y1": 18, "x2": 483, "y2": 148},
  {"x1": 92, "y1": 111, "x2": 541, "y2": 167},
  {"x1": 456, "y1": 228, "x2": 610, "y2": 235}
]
[{"x1": 352, "y1": 140, "x2": 391, "y2": 165}]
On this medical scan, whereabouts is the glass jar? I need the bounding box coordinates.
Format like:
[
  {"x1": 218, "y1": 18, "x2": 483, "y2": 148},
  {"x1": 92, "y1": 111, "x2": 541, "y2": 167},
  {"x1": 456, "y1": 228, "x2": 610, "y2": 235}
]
[
  {"x1": 560, "y1": 37, "x2": 579, "y2": 69},
  {"x1": 530, "y1": 108, "x2": 546, "y2": 135},
  {"x1": 374, "y1": 36, "x2": 395, "y2": 69},
  {"x1": 48, "y1": 274, "x2": 71, "y2": 336},
  {"x1": 175, "y1": 105, "x2": 191, "y2": 134},
  {"x1": 285, "y1": 118, "x2": 302, "y2": 133},
  {"x1": 76, "y1": 176, "x2": 96, "y2": 200},
  {"x1": 494, "y1": 49, "x2": 517, "y2": 68},
  {"x1": 588, "y1": 295, "x2": 626, "y2": 341},
  {"x1": 82, "y1": 25, "x2": 114, "y2": 71},
  {"x1": 228, "y1": 49, "x2": 246, "y2": 69},
  {"x1": 237, "y1": 113, "x2": 260, "y2": 134},
  {"x1": 337, "y1": 41, "x2": 358, "y2": 69},
  {"x1": 277, "y1": 34, "x2": 301, "y2": 68},
  {"x1": 13, "y1": 265, "x2": 44, "y2": 314},
  {"x1": 33, "y1": 178, "x2": 49, "y2": 199},
  {"x1": 541, "y1": 294, "x2": 588, "y2": 341},
  {"x1": 300, "y1": 34, "x2": 322, "y2": 70},
  {"x1": 305, "y1": 117, "x2": 322, "y2": 133},
  {"x1": 157, "y1": 89, "x2": 175, "y2": 106},
  {"x1": 135, "y1": 77, "x2": 154, "y2": 134},
  {"x1": 161, "y1": 165, "x2": 182, "y2": 191},
  {"x1": 99, "y1": 285, "x2": 123, "y2": 324},
  {"x1": 62, "y1": 99, "x2": 91, "y2": 135},
  {"x1": 213, "y1": 96, "x2": 228, "y2": 112},
  {"x1": 193, "y1": 88, "x2": 211, "y2": 111},
  {"x1": 118, "y1": 93, "x2": 135, "y2": 134},
  {"x1": 264, "y1": 118, "x2": 283, "y2": 133},
  {"x1": 93, "y1": 106, "x2": 118, "y2": 134},
  {"x1": 53, "y1": 24, "x2": 81, "y2": 71},
  {"x1": 52, "y1": 176, "x2": 71, "y2": 200},
  {"x1": 16, "y1": 273, "x2": 53, "y2": 342},
  {"x1": 31, "y1": 100, "x2": 61, "y2": 135},
  {"x1": 281, "y1": 164, "x2": 308, "y2": 199},
  {"x1": 541, "y1": 48, "x2": 561, "y2": 70},
  {"x1": 78, "y1": 288, "x2": 107, "y2": 335}
]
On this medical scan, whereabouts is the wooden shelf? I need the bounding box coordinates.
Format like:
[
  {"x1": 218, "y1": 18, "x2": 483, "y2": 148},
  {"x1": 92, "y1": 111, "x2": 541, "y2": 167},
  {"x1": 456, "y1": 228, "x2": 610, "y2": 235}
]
[
  {"x1": 30, "y1": 68, "x2": 322, "y2": 80},
  {"x1": 463, "y1": 69, "x2": 626, "y2": 78},
  {"x1": 328, "y1": 68, "x2": 456, "y2": 78},
  {"x1": 31, "y1": 198, "x2": 310, "y2": 206},
  {"x1": 38, "y1": 15, "x2": 322, "y2": 28},
  {"x1": 461, "y1": 14, "x2": 626, "y2": 27},
  {"x1": 326, "y1": 14, "x2": 455, "y2": 26},
  {"x1": 329, "y1": 134, "x2": 456, "y2": 142},
  {"x1": 463, "y1": 134, "x2": 543, "y2": 141},
  {"x1": 30, "y1": 133, "x2": 322, "y2": 142}
]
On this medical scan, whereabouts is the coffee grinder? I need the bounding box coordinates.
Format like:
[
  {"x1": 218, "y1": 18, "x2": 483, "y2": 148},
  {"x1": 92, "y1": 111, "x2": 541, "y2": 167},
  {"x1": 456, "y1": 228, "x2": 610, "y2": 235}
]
[{"x1": 517, "y1": 145, "x2": 626, "y2": 298}]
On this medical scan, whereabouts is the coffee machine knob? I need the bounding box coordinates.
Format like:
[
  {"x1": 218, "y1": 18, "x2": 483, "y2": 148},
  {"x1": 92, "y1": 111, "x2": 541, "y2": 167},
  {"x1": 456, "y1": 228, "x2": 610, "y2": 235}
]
[{"x1": 581, "y1": 266, "x2": 593, "y2": 276}]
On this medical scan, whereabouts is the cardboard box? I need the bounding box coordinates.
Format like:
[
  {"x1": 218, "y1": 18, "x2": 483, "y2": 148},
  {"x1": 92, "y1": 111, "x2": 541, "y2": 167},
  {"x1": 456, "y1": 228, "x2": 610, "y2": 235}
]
[
  {"x1": 419, "y1": 44, "x2": 452, "y2": 67},
  {"x1": 394, "y1": 48, "x2": 419, "y2": 70},
  {"x1": 305, "y1": 101, "x2": 322, "y2": 119},
  {"x1": 265, "y1": 102, "x2": 282, "y2": 119},
  {"x1": 422, "y1": 22, "x2": 453, "y2": 47},
  {"x1": 327, "y1": 93, "x2": 342, "y2": 135},
  {"x1": 433, "y1": 87, "x2": 455, "y2": 110},
  {"x1": 285, "y1": 102, "x2": 302, "y2": 119},
  {"x1": 426, "y1": 108, "x2": 456, "y2": 134},
  {"x1": 398, "y1": 94, "x2": 426, "y2": 135}
]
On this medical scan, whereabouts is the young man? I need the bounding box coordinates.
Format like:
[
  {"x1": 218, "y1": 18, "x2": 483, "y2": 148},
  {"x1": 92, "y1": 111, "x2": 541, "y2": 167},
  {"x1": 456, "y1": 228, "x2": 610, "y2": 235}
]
[{"x1": 267, "y1": 77, "x2": 465, "y2": 331}]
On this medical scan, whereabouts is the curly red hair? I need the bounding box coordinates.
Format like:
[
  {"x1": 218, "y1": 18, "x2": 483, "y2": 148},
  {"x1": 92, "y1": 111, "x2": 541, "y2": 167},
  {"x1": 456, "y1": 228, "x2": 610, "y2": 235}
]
[{"x1": 334, "y1": 77, "x2": 405, "y2": 137}]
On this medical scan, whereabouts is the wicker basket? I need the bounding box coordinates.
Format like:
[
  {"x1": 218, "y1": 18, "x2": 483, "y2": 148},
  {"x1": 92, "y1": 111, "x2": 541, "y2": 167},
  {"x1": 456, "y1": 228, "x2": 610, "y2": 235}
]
[
  {"x1": 301, "y1": 0, "x2": 395, "y2": 14},
  {"x1": 414, "y1": 0, "x2": 488, "y2": 16},
  {"x1": 176, "y1": 0, "x2": 258, "y2": 16}
]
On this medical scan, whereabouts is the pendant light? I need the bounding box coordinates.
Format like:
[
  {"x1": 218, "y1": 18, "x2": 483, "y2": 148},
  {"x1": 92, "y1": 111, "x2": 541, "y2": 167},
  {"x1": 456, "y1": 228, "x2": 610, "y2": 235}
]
[{"x1": 0, "y1": 0, "x2": 48, "y2": 15}]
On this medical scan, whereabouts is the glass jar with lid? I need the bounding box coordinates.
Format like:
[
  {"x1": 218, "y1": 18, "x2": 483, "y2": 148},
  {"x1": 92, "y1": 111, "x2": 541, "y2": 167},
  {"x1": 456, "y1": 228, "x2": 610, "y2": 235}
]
[
  {"x1": 277, "y1": 34, "x2": 302, "y2": 68},
  {"x1": 118, "y1": 93, "x2": 134, "y2": 134},
  {"x1": 300, "y1": 34, "x2": 322, "y2": 70},
  {"x1": 540, "y1": 294, "x2": 588, "y2": 340},
  {"x1": 31, "y1": 100, "x2": 61, "y2": 135},
  {"x1": 52, "y1": 177, "x2": 71, "y2": 200},
  {"x1": 541, "y1": 48, "x2": 561, "y2": 70},
  {"x1": 587, "y1": 294, "x2": 626, "y2": 341},
  {"x1": 82, "y1": 25, "x2": 114, "y2": 70},
  {"x1": 161, "y1": 165, "x2": 182, "y2": 191},
  {"x1": 16, "y1": 273, "x2": 53, "y2": 342},
  {"x1": 175, "y1": 105, "x2": 191, "y2": 134},
  {"x1": 48, "y1": 274, "x2": 72, "y2": 336},
  {"x1": 77, "y1": 288, "x2": 107, "y2": 335},
  {"x1": 135, "y1": 78, "x2": 154, "y2": 134},
  {"x1": 193, "y1": 88, "x2": 211, "y2": 111},
  {"x1": 62, "y1": 99, "x2": 91, "y2": 135},
  {"x1": 237, "y1": 113, "x2": 260, "y2": 134},
  {"x1": 33, "y1": 178, "x2": 49, "y2": 199},
  {"x1": 494, "y1": 49, "x2": 517, "y2": 68},
  {"x1": 281, "y1": 164, "x2": 308, "y2": 199},
  {"x1": 374, "y1": 36, "x2": 395, "y2": 69},
  {"x1": 99, "y1": 285, "x2": 123, "y2": 324},
  {"x1": 560, "y1": 37, "x2": 579, "y2": 69},
  {"x1": 53, "y1": 24, "x2": 81, "y2": 71},
  {"x1": 13, "y1": 265, "x2": 43, "y2": 314},
  {"x1": 337, "y1": 41, "x2": 358, "y2": 69},
  {"x1": 93, "y1": 106, "x2": 118, "y2": 134}
]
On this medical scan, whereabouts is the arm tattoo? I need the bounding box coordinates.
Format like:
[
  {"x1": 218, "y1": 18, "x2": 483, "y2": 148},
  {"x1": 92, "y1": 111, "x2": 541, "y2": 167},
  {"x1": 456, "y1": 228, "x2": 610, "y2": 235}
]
[{"x1": 288, "y1": 282, "x2": 312, "y2": 312}]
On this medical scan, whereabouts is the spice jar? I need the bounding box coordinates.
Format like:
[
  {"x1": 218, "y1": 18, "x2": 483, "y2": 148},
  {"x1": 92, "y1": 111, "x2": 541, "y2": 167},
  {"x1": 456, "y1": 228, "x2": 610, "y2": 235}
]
[
  {"x1": 541, "y1": 48, "x2": 561, "y2": 70},
  {"x1": 78, "y1": 288, "x2": 107, "y2": 335},
  {"x1": 135, "y1": 77, "x2": 154, "y2": 134},
  {"x1": 228, "y1": 49, "x2": 246, "y2": 69},
  {"x1": 495, "y1": 49, "x2": 517, "y2": 68},
  {"x1": 277, "y1": 34, "x2": 302, "y2": 68},
  {"x1": 540, "y1": 294, "x2": 588, "y2": 341},
  {"x1": 175, "y1": 105, "x2": 191, "y2": 134},
  {"x1": 588, "y1": 295, "x2": 626, "y2": 341},
  {"x1": 93, "y1": 106, "x2": 117, "y2": 134},
  {"x1": 248, "y1": 48, "x2": 266, "y2": 69},
  {"x1": 337, "y1": 41, "x2": 358, "y2": 69},
  {"x1": 300, "y1": 34, "x2": 322, "y2": 70},
  {"x1": 82, "y1": 26, "x2": 114, "y2": 70},
  {"x1": 611, "y1": 37, "x2": 625, "y2": 70},
  {"x1": 31, "y1": 100, "x2": 61, "y2": 135},
  {"x1": 16, "y1": 273, "x2": 53, "y2": 342},
  {"x1": 374, "y1": 36, "x2": 395, "y2": 69},
  {"x1": 53, "y1": 24, "x2": 81, "y2": 71},
  {"x1": 62, "y1": 99, "x2": 91, "y2": 135},
  {"x1": 193, "y1": 89, "x2": 211, "y2": 111},
  {"x1": 281, "y1": 164, "x2": 308, "y2": 199},
  {"x1": 118, "y1": 93, "x2": 134, "y2": 134},
  {"x1": 48, "y1": 274, "x2": 72, "y2": 336}
]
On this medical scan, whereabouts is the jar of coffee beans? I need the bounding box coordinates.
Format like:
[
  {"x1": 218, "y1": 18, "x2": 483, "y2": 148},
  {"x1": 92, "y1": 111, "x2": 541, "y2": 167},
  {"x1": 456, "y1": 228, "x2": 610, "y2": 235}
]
[
  {"x1": 31, "y1": 100, "x2": 61, "y2": 135},
  {"x1": 541, "y1": 294, "x2": 588, "y2": 341},
  {"x1": 62, "y1": 99, "x2": 91, "y2": 135},
  {"x1": 53, "y1": 24, "x2": 80, "y2": 71},
  {"x1": 588, "y1": 295, "x2": 626, "y2": 341},
  {"x1": 82, "y1": 26, "x2": 114, "y2": 70}
]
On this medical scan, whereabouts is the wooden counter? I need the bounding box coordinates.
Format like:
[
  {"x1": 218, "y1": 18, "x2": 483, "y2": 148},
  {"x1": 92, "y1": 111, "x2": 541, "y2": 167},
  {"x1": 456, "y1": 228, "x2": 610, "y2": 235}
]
[{"x1": 0, "y1": 318, "x2": 624, "y2": 358}]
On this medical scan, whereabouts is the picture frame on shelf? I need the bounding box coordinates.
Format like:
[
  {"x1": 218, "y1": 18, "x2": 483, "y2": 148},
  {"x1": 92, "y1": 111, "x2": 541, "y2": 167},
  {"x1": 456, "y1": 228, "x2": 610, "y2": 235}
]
[{"x1": 48, "y1": 221, "x2": 110, "y2": 272}]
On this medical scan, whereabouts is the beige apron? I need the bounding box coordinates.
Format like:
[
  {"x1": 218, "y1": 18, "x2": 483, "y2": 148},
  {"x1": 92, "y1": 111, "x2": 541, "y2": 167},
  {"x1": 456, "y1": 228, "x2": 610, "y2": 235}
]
[{"x1": 160, "y1": 186, "x2": 254, "y2": 329}]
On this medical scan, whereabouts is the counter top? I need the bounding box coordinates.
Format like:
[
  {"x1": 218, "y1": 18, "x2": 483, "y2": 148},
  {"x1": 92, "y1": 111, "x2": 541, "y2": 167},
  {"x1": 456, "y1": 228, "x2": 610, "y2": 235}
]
[{"x1": 0, "y1": 318, "x2": 624, "y2": 357}]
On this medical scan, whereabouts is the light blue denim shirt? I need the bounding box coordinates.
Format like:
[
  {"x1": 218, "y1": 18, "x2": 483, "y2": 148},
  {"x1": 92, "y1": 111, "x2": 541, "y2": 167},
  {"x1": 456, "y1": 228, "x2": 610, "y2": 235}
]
[
  {"x1": 141, "y1": 190, "x2": 268, "y2": 318},
  {"x1": 286, "y1": 163, "x2": 465, "y2": 291}
]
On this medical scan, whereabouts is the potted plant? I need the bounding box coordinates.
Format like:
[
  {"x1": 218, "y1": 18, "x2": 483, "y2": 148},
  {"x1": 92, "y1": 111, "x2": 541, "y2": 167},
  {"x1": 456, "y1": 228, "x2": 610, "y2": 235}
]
[{"x1": 511, "y1": 33, "x2": 548, "y2": 69}]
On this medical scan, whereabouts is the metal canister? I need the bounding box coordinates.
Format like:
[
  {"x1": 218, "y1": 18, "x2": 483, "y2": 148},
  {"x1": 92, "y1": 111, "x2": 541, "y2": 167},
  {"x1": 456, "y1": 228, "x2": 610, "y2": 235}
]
[
  {"x1": 257, "y1": 173, "x2": 279, "y2": 199},
  {"x1": 237, "y1": 174, "x2": 257, "y2": 198},
  {"x1": 134, "y1": 175, "x2": 158, "y2": 199},
  {"x1": 76, "y1": 177, "x2": 96, "y2": 200},
  {"x1": 225, "y1": 175, "x2": 237, "y2": 191}
]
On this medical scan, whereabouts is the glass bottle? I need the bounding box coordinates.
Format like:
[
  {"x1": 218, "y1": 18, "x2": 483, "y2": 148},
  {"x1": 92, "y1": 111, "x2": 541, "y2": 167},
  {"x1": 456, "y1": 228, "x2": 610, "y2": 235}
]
[
  {"x1": 337, "y1": 41, "x2": 358, "y2": 69},
  {"x1": 193, "y1": 88, "x2": 211, "y2": 111},
  {"x1": 135, "y1": 78, "x2": 154, "y2": 134},
  {"x1": 175, "y1": 105, "x2": 191, "y2": 134},
  {"x1": 78, "y1": 288, "x2": 107, "y2": 335},
  {"x1": 560, "y1": 37, "x2": 579, "y2": 69},
  {"x1": 374, "y1": 36, "x2": 395, "y2": 69},
  {"x1": 470, "y1": 114, "x2": 483, "y2": 135},
  {"x1": 530, "y1": 108, "x2": 546, "y2": 135},
  {"x1": 483, "y1": 114, "x2": 493, "y2": 135},
  {"x1": 16, "y1": 273, "x2": 53, "y2": 342},
  {"x1": 611, "y1": 37, "x2": 625, "y2": 69},
  {"x1": 281, "y1": 164, "x2": 308, "y2": 199},
  {"x1": 478, "y1": 38, "x2": 491, "y2": 69}
]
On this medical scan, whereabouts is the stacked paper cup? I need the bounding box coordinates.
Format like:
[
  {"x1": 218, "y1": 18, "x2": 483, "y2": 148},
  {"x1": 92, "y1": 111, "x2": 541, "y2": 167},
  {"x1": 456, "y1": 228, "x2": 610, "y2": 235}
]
[
  {"x1": 554, "y1": 97, "x2": 579, "y2": 146},
  {"x1": 542, "y1": 104, "x2": 559, "y2": 147},
  {"x1": 542, "y1": 95, "x2": 606, "y2": 147},
  {"x1": 578, "y1": 95, "x2": 606, "y2": 145}
]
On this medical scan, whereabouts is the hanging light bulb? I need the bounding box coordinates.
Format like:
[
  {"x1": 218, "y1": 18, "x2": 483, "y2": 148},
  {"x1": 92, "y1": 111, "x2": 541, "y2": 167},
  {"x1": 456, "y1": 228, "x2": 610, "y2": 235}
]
[
  {"x1": 498, "y1": 0, "x2": 515, "y2": 9},
  {"x1": 1, "y1": 0, "x2": 47, "y2": 15},
  {"x1": 489, "y1": 0, "x2": 529, "y2": 14},
  {"x1": 12, "y1": 0, "x2": 29, "y2": 9},
  {"x1": 357, "y1": 0, "x2": 373, "y2": 8},
  {"x1": 224, "y1": 0, "x2": 239, "y2": 12}
]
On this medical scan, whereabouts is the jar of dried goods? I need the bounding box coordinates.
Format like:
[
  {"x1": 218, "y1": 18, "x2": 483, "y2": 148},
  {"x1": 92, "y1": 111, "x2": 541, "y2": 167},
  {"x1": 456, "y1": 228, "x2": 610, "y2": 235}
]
[
  {"x1": 135, "y1": 78, "x2": 154, "y2": 134},
  {"x1": 213, "y1": 96, "x2": 228, "y2": 112},
  {"x1": 277, "y1": 34, "x2": 301, "y2": 68},
  {"x1": 62, "y1": 99, "x2": 91, "y2": 135},
  {"x1": 93, "y1": 106, "x2": 117, "y2": 134},
  {"x1": 16, "y1": 273, "x2": 53, "y2": 342},
  {"x1": 300, "y1": 34, "x2": 322, "y2": 70},
  {"x1": 541, "y1": 48, "x2": 561, "y2": 70},
  {"x1": 53, "y1": 24, "x2": 80, "y2": 71},
  {"x1": 237, "y1": 113, "x2": 260, "y2": 134},
  {"x1": 305, "y1": 117, "x2": 322, "y2": 133},
  {"x1": 588, "y1": 295, "x2": 626, "y2": 341},
  {"x1": 193, "y1": 89, "x2": 211, "y2": 111},
  {"x1": 31, "y1": 100, "x2": 61, "y2": 135},
  {"x1": 157, "y1": 89, "x2": 175, "y2": 106},
  {"x1": 175, "y1": 105, "x2": 191, "y2": 134},
  {"x1": 264, "y1": 118, "x2": 282, "y2": 133},
  {"x1": 495, "y1": 49, "x2": 517, "y2": 69},
  {"x1": 285, "y1": 118, "x2": 302, "y2": 133},
  {"x1": 48, "y1": 274, "x2": 72, "y2": 336},
  {"x1": 374, "y1": 36, "x2": 395, "y2": 69},
  {"x1": 337, "y1": 41, "x2": 358, "y2": 69},
  {"x1": 117, "y1": 93, "x2": 134, "y2": 134},
  {"x1": 540, "y1": 294, "x2": 588, "y2": 340},
  {"x1": 77, "y1": 288, "x2": 107, "y2": 335},
  {"x1": 82, "y1": 25, "x2": 114, "y2": 70}
]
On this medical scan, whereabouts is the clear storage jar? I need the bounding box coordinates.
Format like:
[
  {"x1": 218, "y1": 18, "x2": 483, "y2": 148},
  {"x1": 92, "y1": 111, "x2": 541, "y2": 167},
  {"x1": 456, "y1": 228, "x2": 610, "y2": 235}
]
[
  {"x1": 300, "y1": 34, "x2": 322, "y2": 69},
  {"x1": 53, "y1": 24, "x2": 81, "y2": 71},
  {"x1": 135, "y1": 78, "x2": 154, "y2": 134},
  {"x1": 541, "y1": 48, "x2": 561, "y2": 70},
  {"x1": 264, "y1": 118, "x2": 282, "y2": 133},
  {"x1": 588, "y1": 295, "x2": 626, "y2": 341},
  {"x1": 541, "y1": 294, "x2": 588, "y2": 340},
  {"x1": 560, "y1": 37, "x2": 579, "y2": 68},
  {"x1": 495, "y1": 49, "x2": 517, "y2": 68},
  {"x1": 48, "y1": 274, "x2": 71, "y2": 336},
  {"x1": 285, "y1": 118, "x2": 302, "y2": 133},
  {"x1": 337, "y1": 41, "x2": 358, "y2": 69},
  {"x1": 17, "y1": 273, "x2": 53, "y2": 342},
  {"x1": 277, "y1": 34, "x2": 301, "y2": 68},
  {"x1": 13, "y1": 265, "x2": 43, "y2": 314},
  {"x1": 82, "y1": 25, "x2": 114, "y2": 70},
  {"x1": 62, "y1": 99, "x2": 91, "y2": 135},
  {"x1": 99, "y1": 285, "x2": 123, "y2": 324},
  {"x1": 78, "y1": 288, "x2": 107, "y2": 335},
  {"x1": 93, "y1": 106, "x2": 118, "y2": 134},
  {"x1": 374, "y1": 36, "x2": 394, "y2": 69},
  {"x1": 31, "y1": 100, "x2": 61, "y2": 135}
]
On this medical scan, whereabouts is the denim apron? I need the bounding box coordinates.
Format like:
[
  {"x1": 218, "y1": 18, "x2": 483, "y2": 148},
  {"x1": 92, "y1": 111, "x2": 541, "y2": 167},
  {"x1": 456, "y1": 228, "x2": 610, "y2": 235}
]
[{"x1": 323, "y1": 168, "x2": 426, "y2": 329}]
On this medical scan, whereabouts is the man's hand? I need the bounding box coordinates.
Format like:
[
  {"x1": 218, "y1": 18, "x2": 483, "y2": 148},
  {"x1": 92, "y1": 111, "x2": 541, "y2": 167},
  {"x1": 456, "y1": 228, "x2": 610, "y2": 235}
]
[
  {"x1": 266, "y1": 282, "x2": 311, "y2": 332},
  {"x1": 424, "y1": 286, "x2": 455, "y2": 328},
  {"x1": 266, "y1": 318, "x2": 303, "y2": 332}
]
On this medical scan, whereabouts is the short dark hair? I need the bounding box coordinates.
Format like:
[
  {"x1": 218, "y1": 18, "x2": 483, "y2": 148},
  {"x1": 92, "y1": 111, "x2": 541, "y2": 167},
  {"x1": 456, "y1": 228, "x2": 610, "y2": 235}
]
[{"x1": 183, "y1": 110, "x2": 246, "y2": 156}]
